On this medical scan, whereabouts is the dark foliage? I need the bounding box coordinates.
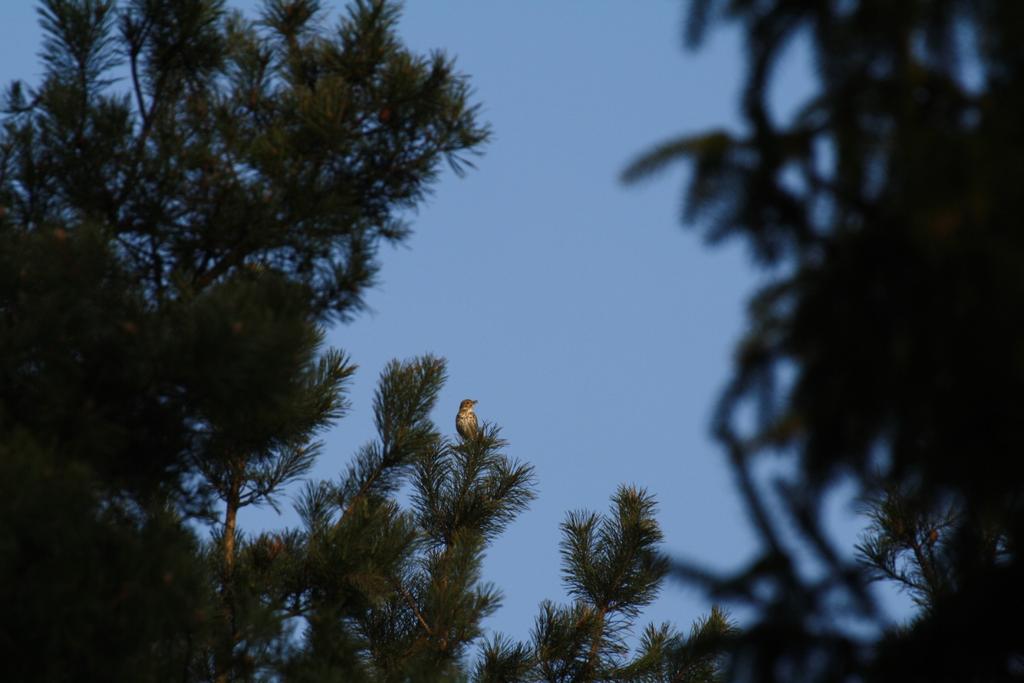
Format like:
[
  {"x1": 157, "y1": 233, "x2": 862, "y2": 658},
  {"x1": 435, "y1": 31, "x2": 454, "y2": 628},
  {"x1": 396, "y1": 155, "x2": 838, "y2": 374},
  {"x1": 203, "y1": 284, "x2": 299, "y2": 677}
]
[
  {"x1": 626, "y1": 1, "x2": 1024, "y2": 681},
  {"x1": 1, "y1": 1, "x2": 745, "y2": 680},
  {"x1": 474, "y1": 487, "x2": 736, "y2": 683},
  {"x1": 0, "y1": 0, "x2": 488, "y2": 679}
]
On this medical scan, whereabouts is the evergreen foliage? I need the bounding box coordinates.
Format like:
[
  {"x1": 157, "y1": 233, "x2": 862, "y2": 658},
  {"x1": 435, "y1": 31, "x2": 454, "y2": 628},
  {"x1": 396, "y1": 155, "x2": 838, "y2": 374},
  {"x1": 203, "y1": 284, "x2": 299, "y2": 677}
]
[
  {"x1": 0, "y1": 0, "x2": 500, "y2": 679},
  {"x1": 855, "y1": 483, "x2": 962, "y2": 614},
  {"x1": 626, "y1": 1, "x2": 1024, "y2": 681},
  {"x1": 475, "y1": 488, "x2": 736, "y2": 683},
  {"x1": 0, "y1": 1, "x2": 733, "y2": 680},
  {"x1": 281, "y1": 357, "x2": 539, "y2": 680}
]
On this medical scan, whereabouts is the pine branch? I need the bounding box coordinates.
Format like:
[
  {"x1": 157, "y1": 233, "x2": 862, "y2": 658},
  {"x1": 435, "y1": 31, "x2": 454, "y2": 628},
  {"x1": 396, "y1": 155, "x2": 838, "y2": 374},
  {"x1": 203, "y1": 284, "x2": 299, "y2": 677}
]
[{"x1": 391, "y1": 576, "x2": 432, "y2": 637}]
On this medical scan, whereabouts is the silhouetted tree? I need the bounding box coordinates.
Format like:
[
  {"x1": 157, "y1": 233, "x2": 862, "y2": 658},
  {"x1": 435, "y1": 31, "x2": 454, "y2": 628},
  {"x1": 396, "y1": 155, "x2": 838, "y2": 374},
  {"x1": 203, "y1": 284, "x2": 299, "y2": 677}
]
[{"x1": 626, "y1": 1, "x2": 1024, "y2": 681}]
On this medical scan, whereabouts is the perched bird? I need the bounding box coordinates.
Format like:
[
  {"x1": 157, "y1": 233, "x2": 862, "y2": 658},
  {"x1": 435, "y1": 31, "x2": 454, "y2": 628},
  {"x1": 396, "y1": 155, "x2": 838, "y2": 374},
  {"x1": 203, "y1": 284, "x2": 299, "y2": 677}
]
[{"x1": 456, "y1": 399, "x2": 478, "y2": 439}]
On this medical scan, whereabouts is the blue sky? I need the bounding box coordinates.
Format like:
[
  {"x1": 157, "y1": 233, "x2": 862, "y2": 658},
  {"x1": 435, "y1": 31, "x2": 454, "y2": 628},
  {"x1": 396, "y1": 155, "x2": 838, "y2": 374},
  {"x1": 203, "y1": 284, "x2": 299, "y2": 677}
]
[{"x1": 0, "y1": 1, "x2": 911, "y2": 646}]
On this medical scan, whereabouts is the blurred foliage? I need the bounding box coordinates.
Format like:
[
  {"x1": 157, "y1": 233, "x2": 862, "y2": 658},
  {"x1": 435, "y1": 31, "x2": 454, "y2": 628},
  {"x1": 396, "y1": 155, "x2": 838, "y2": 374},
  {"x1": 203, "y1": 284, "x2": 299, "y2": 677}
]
[{"x1": 626, "y1": 0, "x2": 1024, "y2": 681}]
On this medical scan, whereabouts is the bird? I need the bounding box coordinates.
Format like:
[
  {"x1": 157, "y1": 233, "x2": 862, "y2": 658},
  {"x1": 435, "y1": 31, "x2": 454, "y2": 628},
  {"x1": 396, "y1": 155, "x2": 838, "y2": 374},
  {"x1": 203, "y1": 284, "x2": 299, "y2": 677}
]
[{"x1": 456, "y1": 399, "x2": 478, "y2": 439}]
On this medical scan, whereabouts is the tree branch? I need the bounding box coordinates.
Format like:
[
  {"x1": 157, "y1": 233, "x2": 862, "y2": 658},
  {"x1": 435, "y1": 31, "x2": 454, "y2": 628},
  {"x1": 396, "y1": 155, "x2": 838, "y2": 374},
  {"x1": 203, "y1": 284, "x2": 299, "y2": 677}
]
[{"x1": 391, "y1": 577, "x2": 432, "y2": 637}]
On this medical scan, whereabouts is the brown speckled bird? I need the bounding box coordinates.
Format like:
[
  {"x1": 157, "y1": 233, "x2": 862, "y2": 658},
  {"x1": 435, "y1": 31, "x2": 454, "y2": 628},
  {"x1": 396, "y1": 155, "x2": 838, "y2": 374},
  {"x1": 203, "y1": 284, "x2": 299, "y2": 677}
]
[{"x1": 456, "y1": 399, "x2": 478, "y2": 439}]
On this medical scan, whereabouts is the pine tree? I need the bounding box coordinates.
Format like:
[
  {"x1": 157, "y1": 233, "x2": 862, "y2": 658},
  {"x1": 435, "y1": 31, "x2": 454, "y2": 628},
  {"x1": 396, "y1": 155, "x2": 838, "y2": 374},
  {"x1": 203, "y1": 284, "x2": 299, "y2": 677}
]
[
  {"x1": 280, "y1": 356, "x2": 539, "y2": 680},
  {"x1": 1, "y1": 2, "x2": 737, "y2": 680},
  {"x1": 473, "y1": 487, "x2": 736, "y2": 683},
  {"x1": 854, "y1": 480, "x2": 1010, "y2": 622},
  {"x1": 0, "y1": 0, "x2": 487, "y2": 679},
  {"x1": 159, "y1": 354, "x2": 534, "y2": 680},
  {"x1": 855, "y1": 484, "x2": 961, "y2": 614},
  {"x1": 625, "y1": 1, "x2": 1024, "y2": 681}
]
